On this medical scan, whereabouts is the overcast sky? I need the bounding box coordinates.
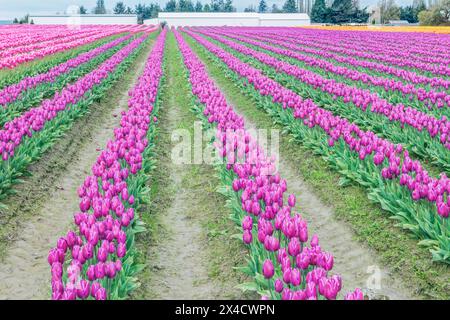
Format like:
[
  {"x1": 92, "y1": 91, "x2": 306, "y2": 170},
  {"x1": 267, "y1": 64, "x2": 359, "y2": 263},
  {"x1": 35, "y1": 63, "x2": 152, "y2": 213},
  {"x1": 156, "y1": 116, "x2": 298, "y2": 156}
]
[{"x1": 0, "y1": 0, "x2": 415, "y2": 20}]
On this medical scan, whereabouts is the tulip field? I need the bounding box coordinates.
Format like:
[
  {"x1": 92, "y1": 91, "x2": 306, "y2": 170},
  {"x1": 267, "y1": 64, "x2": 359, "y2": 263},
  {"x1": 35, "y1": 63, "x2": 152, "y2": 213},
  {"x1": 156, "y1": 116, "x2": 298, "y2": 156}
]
[{"x1": 0, "y1": 24, "x2": 449, "y2": 301}]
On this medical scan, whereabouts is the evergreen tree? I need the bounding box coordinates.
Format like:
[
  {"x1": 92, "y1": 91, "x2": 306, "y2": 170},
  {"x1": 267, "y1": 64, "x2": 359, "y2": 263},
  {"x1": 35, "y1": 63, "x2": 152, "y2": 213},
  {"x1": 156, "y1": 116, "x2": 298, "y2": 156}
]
[
  {"x1": 244, "y1": 5, "x2": 257, "y2": 12},
  {"x1": 179, "y1": 0, "x2": 195, "y2": 11},
  {"x1": 13, "y1": 18, "x2": 19, "y2": 24},
  {"x1": 113, "y1": 2, "x2": 126, "y2": 14},
  {"x1": 179, "y1": 0, "x2": 187, "y2": 11},
  {"x1": 224, "y1": 0, "x2": 235, "y2": 12},
  {"x1": 147, "y1": 3, "x2": 161, "y2": 18},
  {"x1": 203, "y1": 3, "x2": 211, "y2": 11},
  {"x1": 94, "y1": 0, "x2": 107, "y2": 14},
  {"x1": 330, "y1": 0, "x2": 353, "y2": 23},
  {"x1": 79, "y1": 6, "x2": 88, "y2": 14},
  {"x1": 352, "y1": 6, "x2": 370, "y2": 22},
  {"x1": 165, "y1": 0, "x2": 177, "y2": 12},
  {"x1": 19, "y1": 14, "x2": 29, "y2": 24},
  {"x1": 155, "y1": 4, "x2": 162, "y2": 17},
  {"x1": 195, "y1": 1, "x2": 203, "y2": 11},
  {"x1": 283, "y1": 0, "x2": 297, "y2": 13},
  {"x1": 211, "y1": 0, "x2": 224, "y2": 12},
  {"x1": 310, "y1": 0, "x2": 328, "y2": 22},
  {"x1": 124, "y1": 6, "x2": 134, "y2": 14},
  {"x1": 259, "y1": 0, "x2": 268, "y2": 13},
  {"x1": 272, "y1": 4, "x2": 283, "y2": 12},
  {"x1": 400, "y1": 5, "x2": 416, "y2": 22},
  {"x1": 135, "y1": 4, "x2": 145, "y2": 21},
  {"x1": 187, "y1": 0, "x2": 196, "y2": 11}
]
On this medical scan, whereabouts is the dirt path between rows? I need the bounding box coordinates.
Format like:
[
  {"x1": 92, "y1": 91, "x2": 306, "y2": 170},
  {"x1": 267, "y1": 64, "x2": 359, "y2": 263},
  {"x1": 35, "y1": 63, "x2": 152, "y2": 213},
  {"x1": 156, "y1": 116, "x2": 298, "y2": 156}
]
[
  {"x1": 139, "y1": 53, "x2": 219, "y2": 300},
  {"x1": 208, "y1": 77, "x2": 417, "y2": 300},
  {"x1": 143, "y1": 126, "x2": 219, "y2": 299},
  {"x1": 0, "y1": 41, "x2": 153, "y2": 300}
]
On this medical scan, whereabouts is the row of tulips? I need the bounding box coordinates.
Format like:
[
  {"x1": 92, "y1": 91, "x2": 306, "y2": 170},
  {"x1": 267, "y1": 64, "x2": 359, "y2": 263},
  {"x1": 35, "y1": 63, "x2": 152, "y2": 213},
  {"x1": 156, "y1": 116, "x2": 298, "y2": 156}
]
[
  {"x1": 0, "y1": 35, "x2": 136, "y2": 129},
  {"x1": 292, "y1": 29, "x2": 450, "y2": 67},
  {"x1": 239, "y1": 28, "x2": 450, "y2": 90},
  {"x1": 0, "y1": 34, "x2": 147, "y2": 162},
  {"x1": 0, "y1": 34, "x2": 127, "y2": 90},
  {"x1": 0, "y1": 32, "x2": 152, "y2": 206},
  {"x1": 322, "y1": 33, "x2": 449, "y2": 64},
  {"x1": 0, "y1": 29, "x2": 112, "y2": 59},
  {"x1": 193, "y1": 29, "x2": 450, "y2": 175},
  {"x1": 0, "y1": 25, "x2": 131, "y2": 50},
  {"x1": 0, "y1": 25, "x2": 153, "y2": 53},
  {"x1": 0, "y1": 26, "x2": 153, "y2": 58},
  {"x1": 48, "y1": 28, "x2": 167, "y2": 300},
  {"x1": 173, "y1": 28, "x2": 363, "y2": 300},
  {"x1": 0, "y1": 34, "x2": 133, "y2": 109},
  {"x1": 182, "y1": 29, "x2": 450, "y2": 263},
  {"x1": 296, "y1": 28, "x2": 450, "y2": 60},
  {"x1": 0, "y1": 26, "x2": 153, "y2": 70},
  {"x1": 207, "y1": 28, "x2": 450, "y2": 111},
  {"x1": 266, "y1": 28, "x2": 450, "y2": 77},
  {"x1": 194, "y1": 29, "x2": 450, "y2": 151}
]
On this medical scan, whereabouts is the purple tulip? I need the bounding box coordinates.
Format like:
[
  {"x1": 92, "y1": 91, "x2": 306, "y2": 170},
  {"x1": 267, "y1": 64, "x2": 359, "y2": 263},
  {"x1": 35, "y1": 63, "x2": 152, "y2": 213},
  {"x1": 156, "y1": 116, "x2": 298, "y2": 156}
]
[
  {"x1": 345, "y1": 288, "x2": 364, "y2": 300},
  {"x1": 241, "y1": 215, "x2": 253, "y2": 230},
  {"x1": 242, "y1": 230, "x2": 252, "y2": 244},
  {"x1": 77, "y1": 280, "x2": 90, "y2": 299},
  {"x1": 290, "y1": 268, "x2": 301, "y2": 287},
  {"x1": 281, "y1": 288, "x2": 292, "y2": 300},
  {"x1": 117, "y1": 243, "x2": 126, "y2": 258},
  {"x1": 288, "y1": 238, "x2": 301, "y2": 257},
  {"x1": 95, "y1": 287, "x2": 107, "y2": 300},
  {"x1": 274, "y1": 278, "x2": 283, "y2": 293},
  {"x1": 87, "y1": 265, "x2": 96, "y2": 281},
  {"x1": 288, "y1": 194, "x2": 296, "y2": 207},
  {"x1": 310, "y1": 234, "x2": 319, "y2": 247},
  {"x1": 262, "y1": 259, "x2": 274, "y2": 279}
]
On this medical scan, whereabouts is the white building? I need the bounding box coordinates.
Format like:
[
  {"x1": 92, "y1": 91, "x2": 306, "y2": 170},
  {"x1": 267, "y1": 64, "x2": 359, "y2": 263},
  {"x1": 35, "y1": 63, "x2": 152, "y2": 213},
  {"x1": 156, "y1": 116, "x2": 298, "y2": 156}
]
[
  {"x1": 144, "y1": 12, "x2": 310, "y2": 27},
  {"x1": 388, "y1": 20, "x2": 411, "y2": 25},
  {"x1": 29, "y1": 14, "x2": 138, "y2": 25}
]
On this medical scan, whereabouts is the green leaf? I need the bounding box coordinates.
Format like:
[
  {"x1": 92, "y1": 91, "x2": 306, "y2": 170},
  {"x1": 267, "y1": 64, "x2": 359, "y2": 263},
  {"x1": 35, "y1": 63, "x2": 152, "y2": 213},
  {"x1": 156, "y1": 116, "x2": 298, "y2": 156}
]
[{"x1": 236, "y1": 282, "x2": 259, "y2": 292}]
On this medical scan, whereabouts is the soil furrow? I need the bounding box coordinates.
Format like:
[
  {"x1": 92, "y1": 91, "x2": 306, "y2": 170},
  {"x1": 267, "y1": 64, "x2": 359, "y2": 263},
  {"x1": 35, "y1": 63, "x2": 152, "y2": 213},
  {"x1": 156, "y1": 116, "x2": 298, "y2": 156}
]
[
  {"x1": 137, "y1": 34, "x2": 251, "y2": 300},
  {"x1": 201, "y1": 65, "x2": 418, "y2": 300}
]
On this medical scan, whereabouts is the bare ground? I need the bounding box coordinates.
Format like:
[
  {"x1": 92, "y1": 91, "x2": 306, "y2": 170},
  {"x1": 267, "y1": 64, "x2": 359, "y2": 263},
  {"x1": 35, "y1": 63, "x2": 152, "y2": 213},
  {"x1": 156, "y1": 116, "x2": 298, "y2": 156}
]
[{"x1": 0, "y1": 39, "x2": 154, "y2": 300}]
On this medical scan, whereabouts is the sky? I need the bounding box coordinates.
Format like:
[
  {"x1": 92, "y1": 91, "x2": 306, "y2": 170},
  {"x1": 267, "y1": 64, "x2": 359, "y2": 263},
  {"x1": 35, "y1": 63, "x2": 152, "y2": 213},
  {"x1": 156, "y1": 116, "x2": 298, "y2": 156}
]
[{"x1": 0, "y1": 0, "x2": 415, "y2": 20}]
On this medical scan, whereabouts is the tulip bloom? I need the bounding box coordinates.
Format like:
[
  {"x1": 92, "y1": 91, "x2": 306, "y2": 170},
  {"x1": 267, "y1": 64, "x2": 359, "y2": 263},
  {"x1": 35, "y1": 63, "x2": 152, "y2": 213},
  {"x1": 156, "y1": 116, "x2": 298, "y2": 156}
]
[{"x1": 262, "y1": 259, "x2": 275, "y2": 279}]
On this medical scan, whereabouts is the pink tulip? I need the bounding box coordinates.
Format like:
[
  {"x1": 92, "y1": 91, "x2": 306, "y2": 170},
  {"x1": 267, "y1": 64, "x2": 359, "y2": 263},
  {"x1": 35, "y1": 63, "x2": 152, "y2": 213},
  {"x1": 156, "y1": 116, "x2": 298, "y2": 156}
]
[
  {"x1": 242, "y1": 230, "x2": 252, "y2": 244},
  {"x1": 262, "y1": 259, "x2": 274, "y2": 279},
  {"x1": 274, "y1": 278, "x2": 283, "y2": 293},
  {"x1": 288, "y1": 194, "x2": 296, "y2": 207}
]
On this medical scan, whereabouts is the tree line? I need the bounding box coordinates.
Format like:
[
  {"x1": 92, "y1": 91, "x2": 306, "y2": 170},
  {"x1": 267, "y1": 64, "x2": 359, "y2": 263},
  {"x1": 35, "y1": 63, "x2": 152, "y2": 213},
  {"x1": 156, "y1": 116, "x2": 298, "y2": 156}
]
[
  {"x1": 310, "y1": 0, "x2": 369, "y2": 24},
  {"x1": 310, "y1": 0, "x2": 449, "y2": 25},
  {"x1": 13, "y1": 0, "x2": 449, "y2": 25},
  {"x1": 375, "y1": 0, "x2": 449, "y2": 25}
]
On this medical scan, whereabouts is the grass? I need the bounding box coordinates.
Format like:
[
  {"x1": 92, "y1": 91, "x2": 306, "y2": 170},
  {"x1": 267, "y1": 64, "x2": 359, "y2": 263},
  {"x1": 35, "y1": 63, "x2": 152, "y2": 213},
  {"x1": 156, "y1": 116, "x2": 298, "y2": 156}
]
[
  {"x1": 184, "y1": 32, "x2": 450, "y2": 300},
  {"x1": 133, "y1": 32, "x2": 253, "y2": 299}
]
